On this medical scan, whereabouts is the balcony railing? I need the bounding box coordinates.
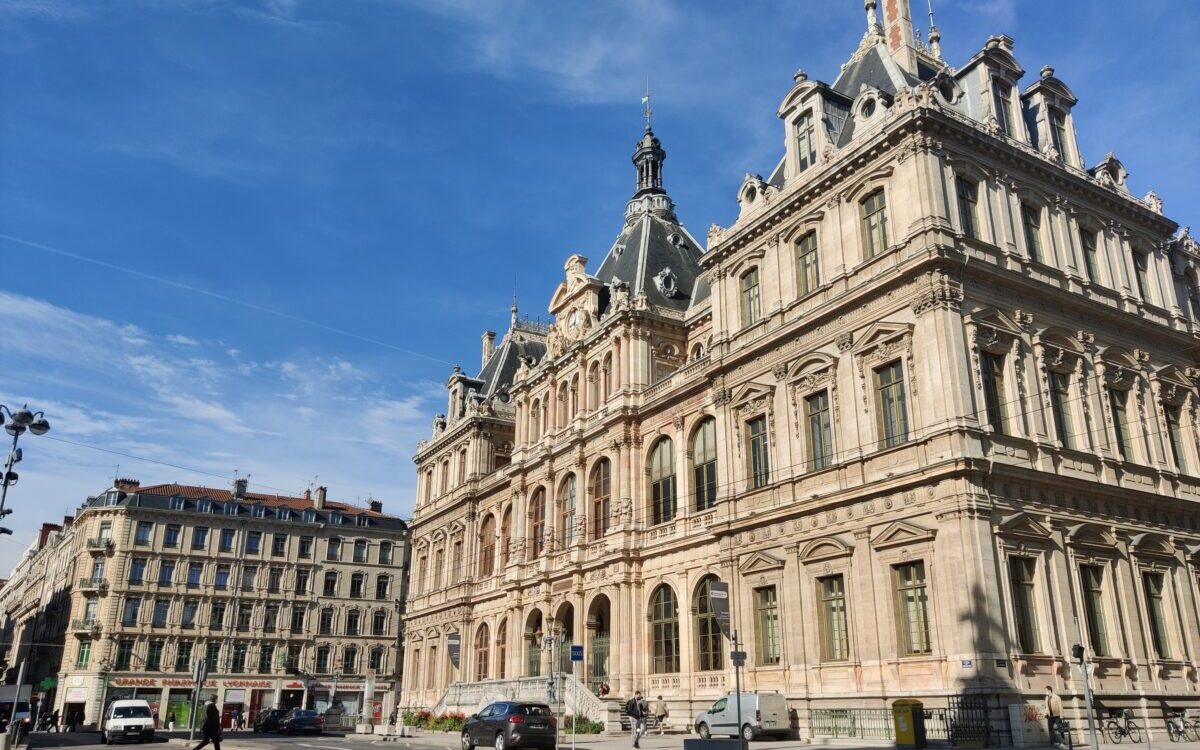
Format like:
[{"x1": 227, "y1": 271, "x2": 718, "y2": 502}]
[
  {"x1": 70, "y1": 619, "x2": 100, "y2": 634},
  {"x1": 86, "y1": 538, "x2": 113, "y2": 551},
  {"x1": 77, "y1": 577, "x2": 107, "y2": 592}
]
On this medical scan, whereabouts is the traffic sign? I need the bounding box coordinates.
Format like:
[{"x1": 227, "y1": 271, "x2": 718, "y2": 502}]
[
  {"x1": 730, "y1": 650, "x2": 747, "y2": 667},
  {"x1": 570, "y1": 645, "x2": 583, "y2": 662}
]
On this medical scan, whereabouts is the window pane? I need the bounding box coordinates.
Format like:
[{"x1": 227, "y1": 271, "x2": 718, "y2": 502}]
[
  {"x1": 748, "y1": 416, "x2": 771, "y2": 488},
  {"x1": 1164, "y1": 403, "x2": 1187, "y2": 473},
  {"x1": 754, "y1": 586, "x2": 781, "y2": 665},
  {"x1": 861, "y1": 190, "x2": 889, "y2": 258},
  {"x1": 795, "y1": 111, "x2": 816, "y2": 172},
  {"x1": 1080, "y1": 229, "x2": 1099, "y2": 283},
  {"x1": 741, "y1": 270, "x2": 761, "y2": 326},
  {"x1": 894, "y1": 562, "x2": 931, "y2": 655},
  {"x1": 1109, "y1": 389, "x2": 1130, "y2": 461},
  {"x1": 981, "y1": 352, "x2": 1007, "y2": 434},
  {"x1": 806, "y1": 390, "x2": 833, "y2": 470},
  {"x1": 692, "y1": 419, "x2": 718, "y2": 511},
  {"x1": 1021, "y1": 205, "x2": 1042, "y2": 263},
  {"x1": 875, "y1": 361, "x2": 909, "y2": 448},
  {"x1": 1008, "y1": 557, "x2": 1040, "y2": 653},
  {"x1": 1143, "y1": 572, "x2": 1171, "y2": 659},
  {"x1": 796, "y1": 233, "x2": 820, "y2": 296},
  {"x1": 1080, "y1": 564, "x2": 1110, "y2": 656},
  {"x1": 1048, "y1": 371, "x2": 1074, "y2": 449},
  {"x1": 819, "y1": 575, "x2": 849, "y2": 661},
  {"x1": 956, "y1": 178, "x2": 979, "y2": 239},
  {"x1": 696, "y1": 578, "x2": 724, "y2": 672}
]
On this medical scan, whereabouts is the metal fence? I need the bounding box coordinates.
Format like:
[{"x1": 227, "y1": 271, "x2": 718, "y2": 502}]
[{"x1": 810, "y1": 708, "x2": 895, "y2": 739}]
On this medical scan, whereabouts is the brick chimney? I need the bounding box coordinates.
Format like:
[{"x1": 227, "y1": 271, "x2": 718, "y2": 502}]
[
  {"x1": 369, "y1": 500, "x2": 383, "y2": 514},
  {"x1": 314, "y1": 486, "x2": 327, "y2": 510},
  {"x1": 481, "y1": 331, "x2": 496, "y2": 368},
  {"x1": 233, "y1": 477, "x2": 248, "y2": 499},
  {"x1": 882, "y1": 0, "x2": 918, "y2": 74},
  {"x1": 37, "y1": 523, "x2": 61, "y2": 550}
]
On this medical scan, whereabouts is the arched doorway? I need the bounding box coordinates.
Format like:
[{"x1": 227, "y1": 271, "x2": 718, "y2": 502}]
[
  {"x1": 525, "y1": 610, "x2": 544, "y2": 677},
  {"x1": 554, "y1": 602, "x2": 575, "y2": 674},
  {"x1": 586, "y1": 595, "x2": 611, "y2": 694}
]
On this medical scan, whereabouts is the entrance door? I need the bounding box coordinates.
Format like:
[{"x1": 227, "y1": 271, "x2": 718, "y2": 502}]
[{"x1": 588, "y1": 634, "x2": 610, "y2": 694}]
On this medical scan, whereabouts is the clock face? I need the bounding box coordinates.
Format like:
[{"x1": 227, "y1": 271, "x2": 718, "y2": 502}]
[{"x1": 568, "y1": 310, "x2": 579, "y2": 328}]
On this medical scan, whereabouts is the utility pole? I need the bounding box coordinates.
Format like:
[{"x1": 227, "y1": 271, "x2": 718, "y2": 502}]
[{"x1": 1072, "y1": 618, "x2": 1100, "y2": 750}]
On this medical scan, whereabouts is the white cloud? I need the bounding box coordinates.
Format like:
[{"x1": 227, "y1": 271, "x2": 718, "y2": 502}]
[{"x1": 166, "y1": 333, "x2": 201, "y2": 346}]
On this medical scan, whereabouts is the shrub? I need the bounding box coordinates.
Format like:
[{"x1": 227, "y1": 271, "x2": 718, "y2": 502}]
[{"x1": 563, "y1": 716, "x2": 604, "y2": 734}]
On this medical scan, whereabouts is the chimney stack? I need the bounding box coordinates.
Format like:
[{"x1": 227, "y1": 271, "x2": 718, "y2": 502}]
[
  {"x1": 233, "y1": 478, "x2": 248, "y2": 499},
  {"x1": 369, "y1": 499, "x2": 383, "y2": 514},
  {"x1": 881, "y1": 0, "x2": 918, "y2": 74},
  {"x1": 315, "y1": 486, "x2": 327, "y2": 510},
  {"x1": 481, "y1": 331, "x2": 496, "y2": 368}
]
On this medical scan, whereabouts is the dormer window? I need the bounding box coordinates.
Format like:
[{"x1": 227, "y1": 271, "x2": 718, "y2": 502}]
[
  {"x1": 330, "y1": 511, "x2": 343, "y2": 525},
  {"x1": 104, "y1": 490, "x2": 120, "y2": 507},
  {"x1": 252, "y1": 504, "x2": 266, "y2": 518},
  {"x1": 795, "y1": 110, "x2": 816, "y2": 173},
  {"x1": 170, "y1": 496, "x2": 186, "y2": 511},
  {"x1": 991, "y1": 81, "x2": 1013, "y2": 136},
  {"x1": 304, "y1": 510, "x2": 316, "y2": 523},
  {"x1": 278, "y1": 508, "x2": 290, "y2": 521},
  {"x1": 356, "y1": 515, "x2": 370, "y2": 528},
  {"x1": 223, "y1": 502, "x2": 238, "y2": 515},
  {"x1": 1049, "y1": 108, "x2": 1068, "y2": 157},
  {"x1": 197, "y1": 500, "x2": 211, "y2": 514}
]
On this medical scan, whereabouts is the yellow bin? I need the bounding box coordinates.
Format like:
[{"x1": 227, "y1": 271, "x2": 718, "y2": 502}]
[{"x1": 892, "y1": 700, "x2": 926, "y2": 749}]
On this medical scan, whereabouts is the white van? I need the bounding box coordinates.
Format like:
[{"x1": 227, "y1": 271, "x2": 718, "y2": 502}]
[
  {"x1": 694, "y1": 691, "x2": 789, "y2": 740},
  {"x1": 101, "y1": 699, "x2": 156, "y2": 744}
]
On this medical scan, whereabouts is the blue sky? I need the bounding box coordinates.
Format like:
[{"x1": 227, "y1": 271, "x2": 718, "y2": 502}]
[{"x1": 0, "y1": 0, "x2": 1196, "y2": 571}]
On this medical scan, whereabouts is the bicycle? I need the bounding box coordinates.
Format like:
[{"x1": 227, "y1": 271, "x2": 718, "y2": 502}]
[
  {"x1": 1167, "y1": 712, "x2": 1189, "y2": 742},
  {"x1": 1188, "y1": 715, "x2": 1200, "y2": 742},
  {"x1": 1104, "y1": 709, "x2": 1142, "y2": 744},
  {"x1": 1051, "y1": 717, "x2": 1073, "y2": 749}
]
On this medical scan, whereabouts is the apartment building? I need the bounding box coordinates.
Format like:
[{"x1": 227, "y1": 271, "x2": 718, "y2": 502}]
[{"x1": 55, "y1": 479, "x2": 410, "y2": 728}]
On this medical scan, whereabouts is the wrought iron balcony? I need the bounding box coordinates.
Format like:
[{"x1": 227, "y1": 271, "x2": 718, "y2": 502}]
[
  {"x1": 86, "y1": 538, "x2": 113, "y2": 552},
  {"x1": 70, "y1": 619, "x2": 100, "y2": 634},
  {"x1": 77, "y1": 577, "x2": 108, "y2": 592}
]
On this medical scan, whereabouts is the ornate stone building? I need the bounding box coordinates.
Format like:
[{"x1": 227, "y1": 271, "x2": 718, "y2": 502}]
[{"x1": 404, "y1": 0, "x2": 1200, "y2": 735}]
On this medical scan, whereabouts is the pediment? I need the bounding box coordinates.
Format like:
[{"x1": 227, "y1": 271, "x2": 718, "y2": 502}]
[
  {"x1": 786, "y1": 353, "x2": 838, "y2": 382},
  {"x1": 996, "y1": 513, "x2": 1053, "y2": 541},
  {"x1": 854, "y1": 321, "x2": 912, "y2": 354},
  {"x1": 1130, "y1": 533, "x2": 1174, "y2": 559},
  {"x1": 1064, "y1": 523, "x2": 1117, "y2": 549},
  {"x1": 739, "y1": 550, "x2": 786, "y2": 574},
  {"x1": 730, "y1": 381, "x2": 775, "y2": 409},
  {"x1": 799, "y1": 536, "x2": 854, "y2": 563},
  {"x1": 871, "y1": 520, "x2": 936, "y2": 550}
]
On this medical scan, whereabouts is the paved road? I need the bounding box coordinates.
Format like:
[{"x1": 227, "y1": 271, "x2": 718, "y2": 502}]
[{"x1": 24, "y1": 731, "x2": 354, "y2": 750}]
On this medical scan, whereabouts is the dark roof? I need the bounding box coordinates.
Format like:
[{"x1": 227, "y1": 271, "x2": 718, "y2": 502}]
[
  {"x1": 476, "y1": 328, "x2": 547, "y2": 399},
  {"x1": 594, "y1": 208, "x2": 704, "y2": 315}
]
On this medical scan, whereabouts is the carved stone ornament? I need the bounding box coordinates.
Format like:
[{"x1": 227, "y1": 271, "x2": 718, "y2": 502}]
[
  {"x1": 771, "y1": 362, "x2": 790, "y2": 381},
  {"x1": 910, "y1": 269, "x2": 963, "y2": 315},
  {"x1": 836, "y1": 332, "x2": 854, "y2": 351}
]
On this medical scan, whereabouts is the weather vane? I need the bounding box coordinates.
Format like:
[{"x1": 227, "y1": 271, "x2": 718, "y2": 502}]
[{"x1": 641, "y1": 77, "x2": 652, "y2": 130}]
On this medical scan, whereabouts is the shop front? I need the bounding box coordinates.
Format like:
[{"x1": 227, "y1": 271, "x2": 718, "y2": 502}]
[
  {"x1": 107, "y1": 679, "x2": 164, "y2": 727},
  {"x1": 309, "y1": 681, "x2": 390, "y2": 726}
]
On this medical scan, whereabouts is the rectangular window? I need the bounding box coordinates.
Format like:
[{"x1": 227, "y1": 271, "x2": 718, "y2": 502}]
[
  {"x1": 1048, "y1": 371, "x2": 1074, "y2": 449},
  {"x1": 267, "y1": 568, "x2": 282, "y2": 593},
  {"x1": 861, "y1": 189, "x2": 889, "y2": 258},
  {"x1": 796, "y1": 233, "x2": 820, "y2": 296},
  {"x1": 181, "y1": 600, "x2": 198, "y2": 628},
  {"x1": 219, "y1": 528, "x2": 235, "y2": 552},
  {"x1": 805, "y1": 390, "x2": 833, "y2": 470},
  {"x1": 290, "y1": 605, "x2": 306, "y2": 632},
  {"x1": 209, "y1": 601, "x2": 225, "y2": 629},
  {"x1": 795, "y1": 111, "x2": 816, "y2": 172},
  {"x1": 164, "y1": 524, "x2": 180, "y2": 548},
  {"x1": 354, "y1": 540, "x2": 368, "y2": 563},
  {"x1": 1164, "y1": 403, "x2": 1187, "y2": 473},
  {"x1": 894, "y1": 562, "x2": 932, "y2": 655},
  {"x1": 319, "y1": 608, "x2": 334, "y2": 636},
  {"x1": 215, "y1": 565, "x2": 230, "y2": 590},
  {"x1": 205, "y1": 643, "x2": 221, "y2": 673},
  {"x1": 981, "y1": 352, "x2": 1007, "y2": 434},
  {"x1": 187, "y1": 562, "x2": 202, "y2": 587},
  {"x1": 1133, "y1": 252, "x2": 1151, "y2": 301},
  {"x1": 741, "y1": 269, "x2": 762, "y2": 327},
  {"x1": 1008, "y1": 557, "x2": 1040, "y2": 653},
  {"x1": 1021, "y1": 204, "x2": 1042, "y2": 263},
  {"x1": 241, "y1": 565, "x2": 257, "y2": 591},
  {"x1": 258, "y1": 644, "x2": 275, "y2": 674},
  {"x1": 875, "y1": 361, "x2": 909, "y2": 449},
  {"x1": 134, "y1": 521, "x2": 153, "y2": 546},
  {"x1": 1080, "y1": 564, "x2": 1110, "y2": 657},
  {"x1": 146, "y1": 641, "x2": 163, "y2": 671},
  {"x1": 747, "y1": 415, "x2": 771, "y2": 488},
  {"x1": 992, "y1": 81, "x2": 1013, "y2": 136},
  {"x1": 1143, "y1": 572, "x2": 1171, "y2": 659},
  {"x1": 121, "y1": 598, "x2": 141, "y2": 626},
  {"x1": 956, "y1": 178, "x2": 980, "y2": 240},
  {"x1": 76, "y1": 641, "x2": 91, "y2": 668},
  {"x1": 245, "y1": 531, "x2": 262, "y2": 555},
  {"x1": 192, "y1": 526, "x2": 208, "y2": 550},
  {"x1": 231, "y1": 643, "x2": 248, "y2": 673},
  {"x1": 175, "y1": 641, "x2": 193, "y2": 672},
  {"x1": 265, "y1": 608, "x2": 279, "y2": 636},
  {"x1": 1080, "y1": 229, "x2": 1099, "y2": 283},
  {"x1": 299, "y1": 536, "x2": 313, "y2": 558},
  {"x1": 327, "y1": 538, "x2": 341, "y2": 561},
  {"x1": 818, "y1": 574, "x2": 849, "y2": 661},
  {"x1": 1109, "y1": 388, "x2": 1130, "y2": 461},
  {"x1": 158, "y1": 560, "x2": 175, "y2": 585},
  {"x1": 115, "y1": 640, "x2": 134, "y2": 670},
  {"x1": 754, "y1": 586, "x2": 781, "y2": 666},
  {"x1": 295, "y1": 570, "x2": 310, "y2": 595},
  {"x1": 272, "y1": 534, "x2": 287, "y2": 556},
  {"x1": 1049, "y1": 109, "x2": 1068, "y2": 157},
  {"x1": 237, "y1": 603, "x2": 253, "y2": 632},
  {"x1": 153, "y1": 599, "x2": 170, "y2": 627},
  {"x1": 128, "y1": 558, "x2": 147, "y2": 585}
]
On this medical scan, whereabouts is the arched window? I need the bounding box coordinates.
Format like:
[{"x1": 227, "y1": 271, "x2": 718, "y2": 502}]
[
  {"x1": 589, "y1": 459, "x2": 611, "y2": 540},
  {"x1": 695, "y1": 576, "x2": 724, "y2": 671},
  {"x1": 342, "y1": 646, "x2": 358, "y2": 674},
  {"x1": 423, "y1": 469, "x2": 433, "y2": 503},
  {"x1": 350, "y1": 572, "x2": 365, "y2": 598},
  {"x1": 375, "y1": 575, "x2": 390, "y2": 600},
  {"x1": 500, "y1": 507, "x2": 512, "y2": 565},
  {"x1": 650, "y1": 585, "x2": 680, "y2": 674},
  {"x1": 432, "y1": 546, "x2": 444, "y2": 589},
  {"x1": 479, "y1": 515, "x2": 496, "y2": 577},
  {"x1": 315, "y1": 646, "x2": 331, "y2": 673},
  {"x1": 496, "y1": 618, "x2": 508, "y2": 679},
  {"x1": 558, "y1": 476, "x2": 577, "y2": 548},
  {"x1": 322, "y1": 571, "x2": 338, "y2": 597},
  {"x1": 570, "y1": 374, "x2": 580, "y2": 417},
  {"x1": 587, "y1": 363, "x2": 600, "y2": 411},
  {"x1": 369, "y1": 647, "x2": 385, "y2": 672},
  {"x1": 458, "y1": 450, "x2": 467, "y2": 484},
  {"x1": 650, "y1": 438, "x2": 676, "y2": 525},
  {"x1": 379, "y1": 541, "x2": 393, "y2": 565},
  {"x1": 373, "y1": 610, "x2": 387, "y2": 636},
  {"x1": 346, "y1": 609, "x2": 361, "y2": 636},
  {"x1": 861, "y1": 188, "x2": 889, "y2": 258},
  {"x1": 318, "y1": 607, "x2": 334, "y2": 635},
  {"x1": 690, "y1": 343, "x2": 705, "y2": 361},
  {"x1": 475, "y1": 624, "x2": 490, "y2": 681},
  {"x1": 530, "y1": 489, "x2": 546, "y2": 558},
  {"x1": 602, "y1": 353, "x2": 613, "y2": 400},
  {"x1": 692, "y1": 418, "x2": 718, "y2": 510},
  {"x1": 530, "y1": 399, "x2": 542, "y2": 441},
  {"x1": 440, "y1": 460, "x2": 450, "y2": 495},
  {"x1": 740, "y1": 268, "x2": 761, "y2": 326},
  {"x1": 557, "y1": 383, "x2": 569, "y2": 427}
]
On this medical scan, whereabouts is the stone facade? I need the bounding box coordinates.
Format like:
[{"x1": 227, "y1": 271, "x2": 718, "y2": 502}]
[
  {"x1": 404, "y1": 0, "x2": 1200, "y2": 737},
  {"x1": 51, "y1": 480, "x2": 410, "y2": 729}
]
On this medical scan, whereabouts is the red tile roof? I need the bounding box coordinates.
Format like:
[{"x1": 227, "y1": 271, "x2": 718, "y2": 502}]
[{"x1": 115, "y1": 480, "x2": 393, "y2": 519}]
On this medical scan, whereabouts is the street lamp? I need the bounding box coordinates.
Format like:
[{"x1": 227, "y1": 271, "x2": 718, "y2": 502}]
[{"x1": 0, "y1": 404, "x2": 51, "y2": 525}]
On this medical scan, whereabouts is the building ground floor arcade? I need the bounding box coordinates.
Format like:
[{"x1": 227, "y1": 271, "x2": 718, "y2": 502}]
[{"x1": 403, "y1": 474, "x2": 1200, "y2": 736}]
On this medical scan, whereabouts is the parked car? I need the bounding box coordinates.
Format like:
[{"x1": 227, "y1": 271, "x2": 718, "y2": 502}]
[
  {"x1": 461, "y1": 702, "x2": 557, "y2": 750},
  {"x1": 694, "y1": 692, "x2": 788, "y2": 741},
  {"x1": 101, "y1": 700, "x2": 156, "y2": 744},
  {"x1": 253, "y1": 709, "x2": 288, "y2": 733},
  {"x1": 279, "y1": 708, "x2": 324, "y2": 735}
]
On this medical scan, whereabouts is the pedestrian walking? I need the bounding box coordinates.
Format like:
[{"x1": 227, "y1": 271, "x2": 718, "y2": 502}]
[
  {"x1": 167, "y1": 710, "x2": 176, "y2": 732},
  {"x1": 653, "y1": 696, "x2": 668, "y2": 735},
  {"x1": 192, "y1": 695, "x2": 222, "y2": 750},
  {"x1": 1045, "y1": 686, "x2": 1064, "y2": 747},
  {"x1": 49, "y1": 709, "x2": 59, "y2": 733},
  {"x1": 626, "y1": 690, "x2": 647, "y2": 749}
]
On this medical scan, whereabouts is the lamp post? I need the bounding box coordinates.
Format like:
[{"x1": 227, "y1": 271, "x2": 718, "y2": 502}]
[
  {"x1": 393, "y1": 598, "x2": 405, "y2": 722},
  {"x1": 0, "y1": 405, "x2": 51, "y2": 526}
]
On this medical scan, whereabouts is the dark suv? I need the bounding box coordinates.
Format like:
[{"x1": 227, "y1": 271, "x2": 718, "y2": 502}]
[
  {"x1": 253, "y1": 709, "x2": 288, "y2": 733},
  {"x1": 461, "y1": 702, "x2": 556, "y2": 750}
]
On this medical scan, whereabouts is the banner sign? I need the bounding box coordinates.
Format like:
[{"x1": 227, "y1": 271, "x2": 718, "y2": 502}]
[
  {"x1": 447, "y1": 632, "x2": 462, "y2": 669},
  {"x1": 709, "y1": 580, "x2": 731, "y2": 638}
]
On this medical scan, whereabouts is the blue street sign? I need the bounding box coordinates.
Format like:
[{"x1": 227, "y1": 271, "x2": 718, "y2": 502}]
[{"x1": 570, "y1": 645, "x2": 583, "y2": 662}]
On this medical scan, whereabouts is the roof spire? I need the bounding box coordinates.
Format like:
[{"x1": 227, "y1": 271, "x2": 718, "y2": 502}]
[
  {"x1": 632, "y1": 84, "x2": 665, "y2": 199},
  {"x1": 510, "y1": 292, "x2": 518, "y2": 327},
  {"x1": 864, "y1": 0, "x2": 882, "y2": 36},
  {"x1": 641, "y1": 77, "x2": 653, "y2": 131},
  {"x1": 926, "y1": 0, "x2": 941, "y2": 58}
]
